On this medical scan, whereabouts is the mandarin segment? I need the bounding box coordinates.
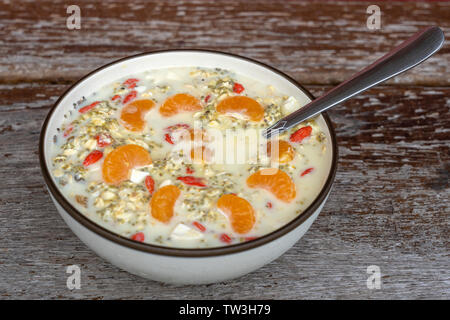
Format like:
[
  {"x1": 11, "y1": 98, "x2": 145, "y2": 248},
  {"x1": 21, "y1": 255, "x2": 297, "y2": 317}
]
[
  {"x1": 246, "y1": 168, "x2": 296, "y2": 202},
  {"x1": 217, "y1": 194, "x2": 256, "y2": 234},
  {"x1": 120, "y1": 99, "x2": 155, "y2": 132},
  {"x1": 159, "y1": 93, "x2": 202, "y2": 117},
  {"x1": 216, "y1": 96, "x2": 264, "y2": 122},
  {"x1": 267, "y1": 140, "x2": 295, "y2": 164},
  {"x1": 102, "y1": 144, "x2": 152, "y2": 185},
  {"x1": 150, "y1": 185, "x2": 181, "y2": 223}
]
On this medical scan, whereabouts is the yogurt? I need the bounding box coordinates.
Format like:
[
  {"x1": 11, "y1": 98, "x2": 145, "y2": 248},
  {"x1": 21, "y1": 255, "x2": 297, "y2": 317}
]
[{"x1": 50, "y1": 67, "x2": 332, "y2": 248}]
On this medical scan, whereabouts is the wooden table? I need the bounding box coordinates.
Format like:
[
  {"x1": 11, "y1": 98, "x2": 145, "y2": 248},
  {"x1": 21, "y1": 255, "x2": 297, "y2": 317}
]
[{"x1": 0, "y1": 0, "x2": 448, "y2": 299}]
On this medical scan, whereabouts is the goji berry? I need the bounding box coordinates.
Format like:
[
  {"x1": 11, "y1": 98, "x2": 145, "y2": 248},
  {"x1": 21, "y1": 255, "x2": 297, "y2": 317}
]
[
  {"x1": 83, "y1": 150, "x2": 103, "y2": 167},
  {"x1": 131, "y1": 232, "x2": 145, "y2": 242},
  {"x1": 300, "y1": 167, "x2": 314, "y2": 177},
  {"x1": 123, "y1": 78, "x2": 139, "y2": 87},
  {"x1": 63, "y1": 125, "x2": 73, "y2": 137},
  {"x1": 95, "y1": 133, "x2": 112, "y2": 148},
  {"x1": 186, "y1": 167, "x2": 194, "y2": 174},
  {"x1": 145, "y1": 176, "x2": 155, "y2": 194},
  {"x1": 164, "y1": 133, "x2": 174, "y2": 144},
  {"x1": 204, "y1": 95, "x2": 211, "y2": 103},
  {"x1": 123, "y1": 90, "x2": 137, "y2": 104},
  {"x1": 233, "y1": 82, "x2": 244, "y2": 94},
  {"x1": 79, "y1": 101, "x2": 100, "y2": 113},
  {"x1": 289, "y1": 126, "x2": 312, "y2": 143},
  {"x1": 164, "y1": 123, "x2": 191, "y2": 132},
  {"x1": 192, "y1": 221, "x2": 206, "y2": 232},
  {"x1": 176, "y1": 176, "x2": 207, "y2": 187},
  {"x1": 219, "y1": 233, "x2": 232, "y2": 244}
]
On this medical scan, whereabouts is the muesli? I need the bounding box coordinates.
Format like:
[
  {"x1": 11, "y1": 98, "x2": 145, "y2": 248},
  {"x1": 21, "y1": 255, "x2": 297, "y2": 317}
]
[{"x1": 50, "y1": 67, "x2": 331, "y2": 248}]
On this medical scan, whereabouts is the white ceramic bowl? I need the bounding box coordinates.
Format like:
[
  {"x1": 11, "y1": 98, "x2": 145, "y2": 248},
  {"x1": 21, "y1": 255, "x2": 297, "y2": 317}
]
[{"x1": 39, "y1": 50, "x2": 338, "y2": 284}]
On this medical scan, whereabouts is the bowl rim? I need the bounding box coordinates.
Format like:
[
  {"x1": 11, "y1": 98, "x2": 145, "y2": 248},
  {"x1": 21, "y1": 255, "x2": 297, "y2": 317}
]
[{"x1": 39, "y1": 49, "x2": 338, "y2": 257}]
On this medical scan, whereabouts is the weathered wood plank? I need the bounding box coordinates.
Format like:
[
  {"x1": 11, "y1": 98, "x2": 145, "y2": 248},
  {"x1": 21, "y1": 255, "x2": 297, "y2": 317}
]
[
  {"x1": 0, "y1": 0, "x2": 448, "y2": 85},
  {"x1": 0, "y1": 83, "x2": 448, "y2": 299}
]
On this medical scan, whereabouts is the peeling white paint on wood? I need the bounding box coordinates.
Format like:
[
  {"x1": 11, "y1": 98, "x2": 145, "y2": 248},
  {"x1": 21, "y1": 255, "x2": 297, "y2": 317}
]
[
  {"x1": 0, "y1": 83, "x2": 448, "y2": 299},
  {"x1": 0, "y1": 0, "x2": 448, "y2": 299},
  {"x1": 0, "y1": 1, "x2": 448, "y2": 85}
]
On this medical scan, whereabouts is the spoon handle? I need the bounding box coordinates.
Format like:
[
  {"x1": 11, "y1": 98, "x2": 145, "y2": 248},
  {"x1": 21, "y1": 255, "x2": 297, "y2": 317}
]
[{"x1": 264, "y1": 26, "x2": 445, "y2": 139}]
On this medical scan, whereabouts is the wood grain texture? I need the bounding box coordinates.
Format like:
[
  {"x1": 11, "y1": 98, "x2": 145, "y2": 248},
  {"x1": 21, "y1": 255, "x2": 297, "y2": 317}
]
[
  {"x1": 0, "y1": 0, "x2": 449, "y2": 300},
  {"x1": 0, "y1": 0, "x2": 448, "y2": 85},
  {"x1": 0, "y1": 83, "x2": 448, "y2": 299}
]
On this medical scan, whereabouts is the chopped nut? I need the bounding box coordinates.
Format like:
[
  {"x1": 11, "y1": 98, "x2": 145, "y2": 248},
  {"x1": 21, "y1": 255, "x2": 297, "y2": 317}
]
[
  {"x1": 101, "y1": 191, "x2": 116, "y2": 200},
  {"x1": 75, "y1": 195, "x2": 88, "y2": 208},
  {"x1": 53, "y1": 168, "x2": 64, "y2": 177}
]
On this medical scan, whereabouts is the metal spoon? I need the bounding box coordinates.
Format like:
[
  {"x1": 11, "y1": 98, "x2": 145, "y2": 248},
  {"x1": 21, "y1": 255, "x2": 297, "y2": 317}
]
[{"x1": 263, "y1": 26, "x2": 445, "y2": 139}]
